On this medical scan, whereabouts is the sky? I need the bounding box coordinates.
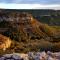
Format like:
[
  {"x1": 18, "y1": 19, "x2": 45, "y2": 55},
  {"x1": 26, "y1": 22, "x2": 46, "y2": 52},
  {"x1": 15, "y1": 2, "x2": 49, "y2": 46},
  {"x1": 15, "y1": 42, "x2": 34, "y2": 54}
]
[
  {"x1": 0, "y1": 0, "x2": 60, "y2": 4},
  {"x1": 0, "y1": 0, "x2": 60, "y2": 9}
]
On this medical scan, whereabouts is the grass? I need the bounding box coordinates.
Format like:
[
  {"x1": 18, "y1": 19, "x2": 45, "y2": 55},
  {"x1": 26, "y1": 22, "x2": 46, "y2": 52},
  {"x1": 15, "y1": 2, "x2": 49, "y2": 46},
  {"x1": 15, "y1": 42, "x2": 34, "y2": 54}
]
[{"x1": 50, "y1": 26, "x2": 60, "y2": 29}]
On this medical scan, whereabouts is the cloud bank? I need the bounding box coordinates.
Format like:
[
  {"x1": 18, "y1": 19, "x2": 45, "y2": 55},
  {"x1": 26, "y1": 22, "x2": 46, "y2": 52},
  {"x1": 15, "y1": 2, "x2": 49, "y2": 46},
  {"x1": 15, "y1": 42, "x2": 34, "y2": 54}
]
[{"x1": 0, "y1": 3, "x2": 60, "y2": 10}]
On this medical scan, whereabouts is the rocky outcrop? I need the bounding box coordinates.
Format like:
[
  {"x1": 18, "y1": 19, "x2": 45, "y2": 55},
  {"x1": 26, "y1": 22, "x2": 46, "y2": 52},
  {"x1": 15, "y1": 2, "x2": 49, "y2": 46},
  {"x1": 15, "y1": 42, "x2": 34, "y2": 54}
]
[
  {"x1": 0, "y1": 52, "x2": 60, "y2": 60},
  {"x1": 0, "y1": 12, "x2": 60, "y2": 40}
]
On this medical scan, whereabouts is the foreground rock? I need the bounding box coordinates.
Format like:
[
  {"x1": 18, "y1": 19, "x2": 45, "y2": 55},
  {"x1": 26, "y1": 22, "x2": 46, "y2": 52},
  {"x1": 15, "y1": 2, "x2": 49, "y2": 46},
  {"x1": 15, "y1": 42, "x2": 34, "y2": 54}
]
[{"x1": 0, "y1": 51, "x2": 60, "y2": 60}]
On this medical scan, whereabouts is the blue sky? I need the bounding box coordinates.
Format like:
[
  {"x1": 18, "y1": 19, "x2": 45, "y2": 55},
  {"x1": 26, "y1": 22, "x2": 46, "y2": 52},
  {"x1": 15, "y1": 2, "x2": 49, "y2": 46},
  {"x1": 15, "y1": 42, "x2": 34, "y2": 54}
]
[{"x1": 0, "y1": 0, "x2": 60, "y2": 4}]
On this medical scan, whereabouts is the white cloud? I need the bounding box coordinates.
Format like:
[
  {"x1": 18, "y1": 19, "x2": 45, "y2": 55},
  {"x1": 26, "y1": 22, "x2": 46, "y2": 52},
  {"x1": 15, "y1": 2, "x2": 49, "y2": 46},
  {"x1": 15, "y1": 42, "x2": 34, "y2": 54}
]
[{"x1": 0, "y1": 3, "x2": 60, "y2": 10}]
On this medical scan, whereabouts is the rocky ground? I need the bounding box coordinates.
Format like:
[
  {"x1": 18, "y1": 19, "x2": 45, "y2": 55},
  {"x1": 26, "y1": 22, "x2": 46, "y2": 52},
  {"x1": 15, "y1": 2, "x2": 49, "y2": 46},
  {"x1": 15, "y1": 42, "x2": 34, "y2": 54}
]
[{"x1": 0, "y1": 51, "x2": 60, "y2": 60}]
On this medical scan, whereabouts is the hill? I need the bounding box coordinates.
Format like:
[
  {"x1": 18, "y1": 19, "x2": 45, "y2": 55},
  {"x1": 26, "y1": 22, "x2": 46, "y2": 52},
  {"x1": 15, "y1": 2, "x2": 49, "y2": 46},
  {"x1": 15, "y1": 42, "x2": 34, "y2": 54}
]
[{"x1": 0, "y1": 10, "x2": 60, "y2": 53}]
